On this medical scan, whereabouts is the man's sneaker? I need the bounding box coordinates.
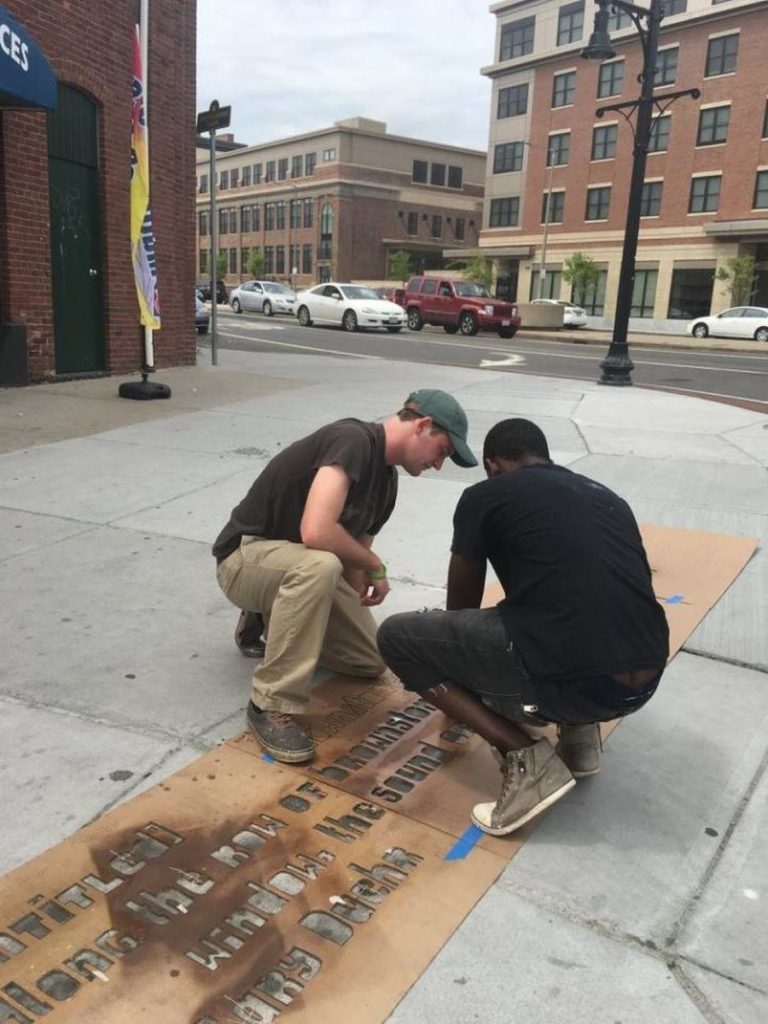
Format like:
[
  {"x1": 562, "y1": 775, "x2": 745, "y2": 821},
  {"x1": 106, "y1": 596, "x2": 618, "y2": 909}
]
[
  {"x1": 247, "y1": 702, "x2": 314, "y2": 763},
  {"x1": 471, "y1": 739, "x2": 575, "y2": 836},
  {"x1": 556, "y1": 723, "x2": 602, "y2": 778},
  {"x1": 235, "y1": 610, "x2": 266, "y2": 658}
]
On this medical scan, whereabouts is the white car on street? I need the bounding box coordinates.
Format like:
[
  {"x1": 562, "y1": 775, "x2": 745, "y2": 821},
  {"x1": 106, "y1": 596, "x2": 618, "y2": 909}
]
[
  {"x1": 686, "y1": 306, "x2": 768, "y2": 342},
  {"x1": 230, "y1": 280, "x2": 297, "y2": 317},
  {"x1": 530, "y1": 298, "x2": 588, "y2": 328},
  {"x1": 295, "y1": 283, "x2": 407, "y2": 332}
]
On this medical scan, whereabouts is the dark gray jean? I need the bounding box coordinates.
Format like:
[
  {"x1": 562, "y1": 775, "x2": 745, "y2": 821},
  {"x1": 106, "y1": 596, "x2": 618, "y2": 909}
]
[{"x1": 377, "y1": 607, "x2": 661, "y2": 726}]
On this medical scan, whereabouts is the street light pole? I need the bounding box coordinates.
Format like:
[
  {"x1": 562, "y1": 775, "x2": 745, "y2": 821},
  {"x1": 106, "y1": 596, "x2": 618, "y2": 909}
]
[
  {"x1": 539, "y1": 158, "x2": 556, "y2": 299},
  {"x1": 582, "y1": 0, "x2": 698, "y2": 386}
]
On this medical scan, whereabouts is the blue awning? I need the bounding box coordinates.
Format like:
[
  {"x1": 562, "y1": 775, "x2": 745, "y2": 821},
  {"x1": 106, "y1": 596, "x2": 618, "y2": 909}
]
[{"x1": 0, "y1": 4, "x2": 56, "y2": 110}]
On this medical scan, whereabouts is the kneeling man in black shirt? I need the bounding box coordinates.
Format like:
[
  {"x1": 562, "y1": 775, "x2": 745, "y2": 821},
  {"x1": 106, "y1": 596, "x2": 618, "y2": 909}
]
[{"x1": 378, "y1": 418, "x2": 669, "y2": 836}]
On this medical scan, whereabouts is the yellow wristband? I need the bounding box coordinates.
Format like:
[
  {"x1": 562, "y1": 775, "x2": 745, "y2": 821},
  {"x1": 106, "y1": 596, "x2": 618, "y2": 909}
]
[{"x1": 367, "y1": 564, "x2": 387, "y2": 580}]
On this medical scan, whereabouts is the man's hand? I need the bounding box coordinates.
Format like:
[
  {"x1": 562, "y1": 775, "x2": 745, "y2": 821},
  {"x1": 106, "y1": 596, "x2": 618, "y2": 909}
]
[{"x1": 361, "y1": 575, "x2": 390, "y2": 606}]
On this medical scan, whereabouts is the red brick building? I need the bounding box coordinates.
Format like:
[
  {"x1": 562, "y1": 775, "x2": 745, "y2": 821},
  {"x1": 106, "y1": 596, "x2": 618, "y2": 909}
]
[
  {"x1": 480, "y1": 0, "x2": 768, "y2": 329},
  {"x1": 0, "y1": 0, "x2": 196, "y2": 385}
]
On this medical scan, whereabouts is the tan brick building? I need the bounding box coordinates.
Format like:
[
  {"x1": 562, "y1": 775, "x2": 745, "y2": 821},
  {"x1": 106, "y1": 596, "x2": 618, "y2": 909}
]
[
  {"x1": 195, "y1": 117, "x2": 485, "y2": 290},
  {"x1": 0, "y1": 0, "x2": 196, "y2": 385},
  {"x1": 479, "y1": 0, "x2": 768, "y2": 329}
]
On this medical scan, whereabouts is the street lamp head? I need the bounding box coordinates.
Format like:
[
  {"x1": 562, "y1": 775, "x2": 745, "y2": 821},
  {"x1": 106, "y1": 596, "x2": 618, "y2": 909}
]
[{"x1": 581, "y1": 4, "x2": 616, "y2": 61}]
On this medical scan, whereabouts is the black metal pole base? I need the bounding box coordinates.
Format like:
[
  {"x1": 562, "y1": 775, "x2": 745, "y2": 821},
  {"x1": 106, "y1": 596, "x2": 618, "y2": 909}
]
[
  {"x1": 118, "y1": 370, "x2": 172, "y2": 401},
  {"x1": 598, "y1": 347, "x2": 634, "y2": 387}
]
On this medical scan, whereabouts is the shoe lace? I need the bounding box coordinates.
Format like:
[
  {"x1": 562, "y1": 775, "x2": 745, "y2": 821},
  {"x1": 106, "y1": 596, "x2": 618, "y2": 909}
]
[
  {"x1": 498, "y1": 751, "x2": 524, "y2": 804},
  {"x1": 265, "y1": 711, "x2": 296, "y2": 728}
]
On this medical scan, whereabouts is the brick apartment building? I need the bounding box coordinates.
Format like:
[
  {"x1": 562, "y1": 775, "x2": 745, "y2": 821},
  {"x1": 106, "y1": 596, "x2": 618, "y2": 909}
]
[
  {"x1": 479, "y1": 0, "x2": 768, "y2": 328},
  {"x1": 0, "y1": 0, "x2": 196, "y2": 385},
  {"x1": 195, "y1": 117, "x2": 486, "y2": 290}
]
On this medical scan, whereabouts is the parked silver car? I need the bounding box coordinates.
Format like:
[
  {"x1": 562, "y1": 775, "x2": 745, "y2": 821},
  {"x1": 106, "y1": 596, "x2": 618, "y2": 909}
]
[{"x1": 230, "y1": 280, "x2": 297, "y2": 317}]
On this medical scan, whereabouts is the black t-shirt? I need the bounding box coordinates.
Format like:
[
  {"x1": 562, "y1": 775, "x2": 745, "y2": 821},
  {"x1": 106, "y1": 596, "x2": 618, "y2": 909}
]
[
  {"x1": 451, "y1": 464, "x2": 669, "y2": 680},
  {"x1": 213, "y1": 419, "x2": 398, "y2": 562}
]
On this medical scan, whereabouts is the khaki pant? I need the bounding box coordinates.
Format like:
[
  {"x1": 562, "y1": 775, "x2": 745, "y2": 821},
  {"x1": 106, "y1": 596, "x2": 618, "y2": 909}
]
[{"x1": 216, "y1": 536, "x2": 385, "y2": 713}]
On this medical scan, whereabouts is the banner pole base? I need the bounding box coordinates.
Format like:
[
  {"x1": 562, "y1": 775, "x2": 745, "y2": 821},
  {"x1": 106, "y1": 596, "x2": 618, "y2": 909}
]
[{"x1": 118, "y1": 367, "x2": 172, "y2": 401}]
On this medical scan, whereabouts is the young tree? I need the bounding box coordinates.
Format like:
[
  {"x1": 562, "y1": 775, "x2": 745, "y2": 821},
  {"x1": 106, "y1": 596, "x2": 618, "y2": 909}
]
[
  {"x1": 247, "y1": 248, "x2": 266, "y2": 279},
  {"x1": 562, "y1": 253, "x2": 600, "y2": 305},
  {"x1": 715, "y1": 256, "x2": 757, "y2": 306},
  {"x1": 388, "y1": 250, "x2": 412, "y2": 284},
  {"x1": 216, "y1": 251, "x2": 228, "y2": 280},
  {"x1": 460, "y1": 253, "x2": 494, "y2": 291}
]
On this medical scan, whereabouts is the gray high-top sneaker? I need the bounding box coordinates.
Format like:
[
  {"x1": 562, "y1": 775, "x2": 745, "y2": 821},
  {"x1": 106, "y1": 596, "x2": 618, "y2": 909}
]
[
  {"x1": 471, "y1": 739, "x2": 576, "y2": 836},
  {"x1": 556, "y1": 723, "x2": 602, "y2": 778}
]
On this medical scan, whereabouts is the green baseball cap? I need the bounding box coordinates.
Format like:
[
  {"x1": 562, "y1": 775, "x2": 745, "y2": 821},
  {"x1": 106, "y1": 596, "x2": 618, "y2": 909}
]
[{"x1": 405, "y1": 389, "x2": 478, "y2": 468}]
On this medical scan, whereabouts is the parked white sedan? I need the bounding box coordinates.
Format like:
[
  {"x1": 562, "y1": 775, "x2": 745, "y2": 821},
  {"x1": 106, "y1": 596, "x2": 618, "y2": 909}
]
[
  {"x1": 686, "y1": 306, "x2": 768, "y2": 342},
  {"x1": 295, "y1": 283, "x2": 407, "y2": 332},
  {"x1": 230, "y1": 280, "x2": 297, "y2": 317}
]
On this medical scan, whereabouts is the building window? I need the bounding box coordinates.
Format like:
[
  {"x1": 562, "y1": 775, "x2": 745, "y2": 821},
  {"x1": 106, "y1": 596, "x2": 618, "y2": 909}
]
[
  {"x1": 591, "y1": 124, "x2": 617, "y2": 160},
  {"x1": 230, "y1": 168, "x2": 239, "y2": 188},
  {"x1": 323, "y1": 148, "x2": 336, "y2": 162},
  {"x1": 640, "y1": 181, "x2": 663, "y2": 217},
  {"x1": 412, "y1": 159, "x2": 428, "y2": 183},
  {"x1": 241, "y1": 247, "x2": 250, "y2": 271},
  {"x1": 500, "y1": 16, "x2": 535, "y2": 60},
  {"x1": 264, "y1": 203, "x2": 275, "y2": 231},
  {"x1": 198, "y1": 173, "x2": 208, "y2": 194},
  {"x1": 530, "y1": 270, "x2": 562, "y2": 300},
  {"x1": 218, "y1": 208, "x2": 229, "y2": 235},
  {"x1": 264, "y1": 246, "x2": 274, "y2": 274},
  {"x1": 648, "y1": 114, "x2": 671, "y2": 152},
  {"x1": 289, "y1": 244, "x2": 300, "y2": 274},
  {"x1": 705, "y1": 34, "x2": 738, "y2": 77},
  {"x1": 320, "y1": 202, "x2": 333, "y2": 237},
  {"x1": 275, "y1": 246, "x2": 285, "y2": 275},
  {"x1": 406, "y1": 211, "x2": 418, "y2": 235},
  {"x1": 242, "y1": 166, "x2": 252, "y2": 187},
  {"x1": 598, "y1": 59, "x2": 624, "y2": 98},
  {"x1": 277, "y1": 158, "x2": 288, "y2": 181},
  {"x1": 199, "y1": 249, "x2": 209, "y2": 273},
  {"x1": 291, "y1": 155, "x2": 303, "y2": 179},
  {"x1": 697, "y1": 105, "x2": 730, "y2": 145},
  {"x1": 240, "y1": 206, "x2": 251, "y2": 232},
  {"x1": 265, "y1": 161, "x2": 275, "y2": 182},
  {"x1": 489, "y1": 197, "x2": 520, "y2": 227},
  {"x1": 665, "y1": 0, "x2": 686, "y2": 13},
  {"x1": 198, "y1": 211, "x2": 209, "y2": 236},
  {"x1": 763, "y1": 101, "x2": 768, "y2": 139},
  {"x1": 606, "y1": 8, "x2": 630, "y2": 30},
  {"x1": 305, "y1": 152, "x2": 316, "y2": 176},
  {"x1": 573, "y1": 270, "x2": 607, "y2": 314},
  {"x1": 689, "y1": 175, "x2": 721, "y2": 213},
  {"x1": 448, "y1": 165, "x2": 463, "y2": 189},
  {"x1": 431, "y1": 163, "x2": 446, "y2": 186},
  {"x1": 754, "y1": 171, "x2": 768, "y2": 209},
  {"x1": 303, "y1": 198, "x2": 314, "y2": 228},
  {"x1": 498, "y1": 83, "x2": 529, "y2": 119},
  {"x1": 544, "y1": 190, "x2": 565, "y2": 223},
  {"x1": 431, "y1": 215, "x2": 443, "y2": 238},
  {"x1": 586, "y1": 186, "x2": 611, "y2": 220},
  {"x1": 547, "y1": 132, "x2": 570, "y2": 166},
  {"x1": 655, "y1": 47, "x2": 678, "y2": 86},
  {"x1": 667, "y1": 267, "x2": 713, "y2": 318},
  {"x1": 631, "y1": 270, "x2": 658, "y2": 317},
  {"x1": 557, "y1": 2, "x2": 584, "y2": 45},
  {"x1": 220, "y1": 170, "x2": 229, "y2": 190},
  {"x1": 253, "y1": 163, "x2": 262, "y2": 184},
  {"x1": 302, "y1": 243, "x2": 312, "y2": 274},
  {"x1": 229, "y1": 248, "x2": 237, "y2": 273},
  {"x1": 454, "y1": 218, "x2": 466, "y2": 241},
  {"x1": 494, "y1": 142, "x2": 525, "y2": 173},
  {"x1": 252, "y1": 205, "x2": 260, "y2": 232},
  {"x1": 552, "y1": 71, "x2": 576, "y2": 107},
  {"x1": 275, "y1": 201, "x2": 285, "y2": 230},
  {"x1": 290, "y1": 199, "x2": 301, "y2": 229}
]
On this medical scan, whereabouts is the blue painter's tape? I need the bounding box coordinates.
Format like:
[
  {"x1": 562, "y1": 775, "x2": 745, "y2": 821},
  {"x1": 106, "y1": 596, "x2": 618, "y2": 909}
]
[
  {"x1": 444, "y1": 824, "x2": 484, "y2": 861},
  {"x1": 665, "y1": 594, "x2": 685, "y2": 605},
  {"x1": 261, "y1": 753, "x2": 276, "y2": 763}
]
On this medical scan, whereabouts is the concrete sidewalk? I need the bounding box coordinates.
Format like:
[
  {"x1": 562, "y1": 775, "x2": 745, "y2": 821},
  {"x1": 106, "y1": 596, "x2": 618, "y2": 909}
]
[{"x1": 1, "y1": 351, "x2": 766, "y2": 1023}]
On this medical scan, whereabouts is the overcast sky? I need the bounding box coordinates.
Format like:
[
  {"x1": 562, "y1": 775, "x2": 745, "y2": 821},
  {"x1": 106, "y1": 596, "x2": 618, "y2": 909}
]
[{"x1": 196, "y1": 0, "x2": 496, "y2": 152}]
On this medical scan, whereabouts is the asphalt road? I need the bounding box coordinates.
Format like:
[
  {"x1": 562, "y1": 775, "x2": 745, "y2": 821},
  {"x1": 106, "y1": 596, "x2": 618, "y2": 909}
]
[{"x1": 207, "y1": 308, "x2": 768, "y2": 408}]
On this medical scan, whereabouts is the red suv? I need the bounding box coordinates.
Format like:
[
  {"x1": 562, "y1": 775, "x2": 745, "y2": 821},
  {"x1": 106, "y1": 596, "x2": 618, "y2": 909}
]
[{"x1": 404, "y1": 276, "x2": 520, "y2": 338}]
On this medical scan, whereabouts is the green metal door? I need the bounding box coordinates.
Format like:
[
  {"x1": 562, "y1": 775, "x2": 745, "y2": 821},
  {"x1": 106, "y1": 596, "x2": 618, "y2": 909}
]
[{"x1": 48, "y1": 85, "x2": 104, "y2": 374}]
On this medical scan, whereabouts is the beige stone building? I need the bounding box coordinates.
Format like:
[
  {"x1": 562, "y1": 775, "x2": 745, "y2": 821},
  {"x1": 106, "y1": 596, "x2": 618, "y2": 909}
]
[
  {"x1": 479, "y1": 0, "x2": 768, "y2": 329},
  {"x1": 195, "y1": 117, "x2": 486, "y2": 290}
]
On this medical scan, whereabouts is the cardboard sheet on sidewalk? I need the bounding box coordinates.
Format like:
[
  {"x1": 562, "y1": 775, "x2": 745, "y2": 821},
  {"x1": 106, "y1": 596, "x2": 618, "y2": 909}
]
[{"x1": 0, "y1": 749, "x2": 504, "y2": 1023}]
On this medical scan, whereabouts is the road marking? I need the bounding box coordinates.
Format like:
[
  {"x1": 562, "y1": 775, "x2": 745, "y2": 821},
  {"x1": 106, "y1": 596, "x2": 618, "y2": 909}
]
[
  {"x1": 479, "y1": 353, "x2": 527, "y2": 368},
  {"x1": 220, "y1": 319, "x2": 286, "y2": 330},
  {"x1": 216, "y1": 328, "x2": 382, "y2": 360}
]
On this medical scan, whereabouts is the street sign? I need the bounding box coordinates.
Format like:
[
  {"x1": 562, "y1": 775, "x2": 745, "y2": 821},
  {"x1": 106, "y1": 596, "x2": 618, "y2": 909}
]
[{"x1": 195, "y1": 98, "x2": 230, "y2": 134}]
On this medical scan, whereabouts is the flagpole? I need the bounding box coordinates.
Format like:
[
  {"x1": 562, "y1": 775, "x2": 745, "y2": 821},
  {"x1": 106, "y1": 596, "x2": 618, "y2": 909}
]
[{"x1": 140, "y1": 0, "x2": 154, "y2": 372}]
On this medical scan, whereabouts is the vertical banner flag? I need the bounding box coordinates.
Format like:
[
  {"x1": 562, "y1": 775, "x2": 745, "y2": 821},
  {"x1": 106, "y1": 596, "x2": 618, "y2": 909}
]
[{"x1": 130, "y1": 24, "x2": 161, "y2": 329}]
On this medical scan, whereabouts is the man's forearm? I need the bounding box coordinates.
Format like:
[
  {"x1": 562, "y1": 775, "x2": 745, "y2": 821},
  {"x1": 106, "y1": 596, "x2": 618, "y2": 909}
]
[{"x1": 303, "y1": 522, "x2": 383, "y2": 574}]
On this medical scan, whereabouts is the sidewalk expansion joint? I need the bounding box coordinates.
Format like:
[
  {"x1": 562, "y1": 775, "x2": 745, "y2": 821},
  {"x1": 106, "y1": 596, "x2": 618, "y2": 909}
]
[
  {"x1": 681, "y1": 645, "x2": 768, "y2": 676},
  {"x1": 80, "y1": 742, "x2": 191, "y2": 826}
]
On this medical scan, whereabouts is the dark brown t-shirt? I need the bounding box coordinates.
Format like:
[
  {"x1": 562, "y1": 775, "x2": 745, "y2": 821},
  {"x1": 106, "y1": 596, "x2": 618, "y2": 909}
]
[{"x1": 212, "y1": 419, "x2": 398, "y2": 562}]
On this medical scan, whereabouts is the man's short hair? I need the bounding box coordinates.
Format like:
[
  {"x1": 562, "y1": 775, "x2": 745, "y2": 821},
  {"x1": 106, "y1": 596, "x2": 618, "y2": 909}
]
[{"x1": 483, "y1": 418, "x2": 551, "y2": 463}]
